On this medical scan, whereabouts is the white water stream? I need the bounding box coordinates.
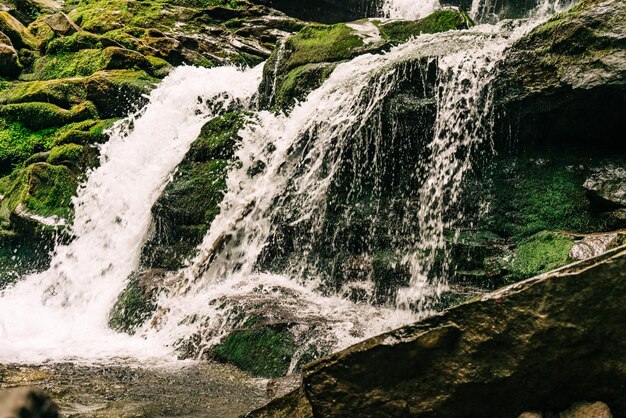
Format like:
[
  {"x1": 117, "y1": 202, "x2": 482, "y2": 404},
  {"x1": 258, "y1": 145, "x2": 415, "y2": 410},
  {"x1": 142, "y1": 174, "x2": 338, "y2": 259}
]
[
  {"x1": 0, "y1": 65, "x2": 262, "y2": 363},
  {"x1": 0, "y1": 0, "x2": 564, "y2": 364}
]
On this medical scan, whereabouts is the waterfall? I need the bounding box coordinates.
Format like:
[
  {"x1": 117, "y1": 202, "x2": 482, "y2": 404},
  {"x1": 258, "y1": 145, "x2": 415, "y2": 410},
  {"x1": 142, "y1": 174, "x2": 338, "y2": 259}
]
[
  {"x1": 382, "y1": 0, "x2": 441, "y2": 20},
  {"x1": 141, "y1": 21, "x2": 542, "y2": 360},
  {"x1": 0, "y1": 0, "x2": 566, "y2": 364},
  {"x1": 0, "y1": 65, "x2": 262, "y2": 364}
]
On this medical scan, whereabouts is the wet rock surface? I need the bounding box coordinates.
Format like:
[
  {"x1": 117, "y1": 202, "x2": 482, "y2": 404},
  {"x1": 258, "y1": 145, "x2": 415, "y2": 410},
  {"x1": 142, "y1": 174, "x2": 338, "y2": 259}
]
[
  {"x1": 250, "y1": 246, "x2": 626, "y2": 417},
  {"x1": 494, "y1": 0, "x2": 626, "y2": 150},
  {"x1": 0, "y1": 362, "x2": 277, "y2": 417}
]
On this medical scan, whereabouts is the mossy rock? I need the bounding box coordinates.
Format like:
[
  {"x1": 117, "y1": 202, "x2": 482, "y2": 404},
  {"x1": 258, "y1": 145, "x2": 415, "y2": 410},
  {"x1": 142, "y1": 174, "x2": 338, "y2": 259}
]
[
  {"x1": 0, "y1": 101, "x2": 98, "y2": 130},
  {"x1": 108, "y1": 269, "x2": 165, "y2": 334},
  {"x1": 29, "y1": 46, "x2": 157, "y2": 80},
  {"x1": 377, "y1": 9, "x2": 473, "y2": 44},
  {"x1": 273, "y1": 62, "x2": 337, "y2": 110},
  {"x1": 1, "y1": 69, "x2": 155, "y2": 116},
  {"x1": 45, "y1": 31, "x2": 122, "y2": 54},
  {"x1": 0, "y1": 119, "x2": 56, "y2": 174},
  {"x1": 261, "y1": 9, "x2": 473, "y2": 111},
  {"x1": 212, "y1": 326, "x2": 297, "y2": 378},
  {"x1": 488, "y1": 158, "x2": 608, "y2": 239},
  {"x1": 0, "y1": 162, "x2": 77, "y2": 221},
  {"x1": 507, "y1": 231, "x2": 575, "y2": 280},
  {"x1": 0, "y1": 10, "x2": 39, "y2": 50},
  {"x1": 141, "y1": 112, "x2": 246, "y2": 270}
]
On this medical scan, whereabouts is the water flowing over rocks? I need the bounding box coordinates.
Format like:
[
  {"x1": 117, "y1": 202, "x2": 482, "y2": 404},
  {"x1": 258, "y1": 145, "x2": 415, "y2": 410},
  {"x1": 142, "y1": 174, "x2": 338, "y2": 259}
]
[
  {"x1": 249, "y1": 246, "x2": 626, "y2": 417},
  {"x1": 0, "y1": 0, "x2": 625, "y2": 413}
]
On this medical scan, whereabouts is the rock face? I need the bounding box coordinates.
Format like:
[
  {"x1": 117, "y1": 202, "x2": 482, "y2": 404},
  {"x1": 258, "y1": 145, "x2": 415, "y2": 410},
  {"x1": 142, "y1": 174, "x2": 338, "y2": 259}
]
[
  {"x1": 494, "y1": 0, "x2": 626, "y2": 150},
  {"x1": 258, "y1": 10, "x2": 472, "y2": 110},
  {"x1": 0, "y1": 387, "x2": 59, "y2": 418},
  {"x1": 249, "y1": 246, "x2": 626, "y2": 417}
]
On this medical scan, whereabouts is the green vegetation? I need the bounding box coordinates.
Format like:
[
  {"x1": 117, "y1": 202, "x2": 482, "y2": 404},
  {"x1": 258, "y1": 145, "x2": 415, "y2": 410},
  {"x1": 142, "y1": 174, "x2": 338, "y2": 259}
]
[
  {"x1": 109, "y1": 278, "x2": 158, "y2": 334},
  {"x1": 0, "y1": 163, "x2": 77, "y2": 220},
  {"x1": 490, "y1": 159, "x2": 602, "y2": 239},
  {"x1": 282, "y1": 24, "x2": 364, "y2": 71},
  {"x1": 141, "y1": 112, "x2": 246, "y2": 270},
  {"x1": 212, "y1": 326, "x2": 296, "y2": 378},
  {"x1": 508, "y1": 231, "x2": 575, "y2": 280},
  {"x1": 0, "y1": 101, "x2": 98, "y2": 130},
  {"x1": 378, "y1": 9, "x2": 472, "y2": 43},
  {"x1": 0, "y1": 120, "x2": 56, "y2": 173}
]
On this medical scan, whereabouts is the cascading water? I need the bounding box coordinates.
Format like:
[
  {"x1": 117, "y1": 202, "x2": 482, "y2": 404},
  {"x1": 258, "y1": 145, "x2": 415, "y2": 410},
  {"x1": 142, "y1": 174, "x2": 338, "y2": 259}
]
[
  {"x1": 0, "y1": 0, "x2": 567, "y2": 366},
  {"x1": 382, "y1": 0, "x2": 441, "y2": 20},
  {"x1": 0, "y1": 65, "x2": 262, "y2": 363}
]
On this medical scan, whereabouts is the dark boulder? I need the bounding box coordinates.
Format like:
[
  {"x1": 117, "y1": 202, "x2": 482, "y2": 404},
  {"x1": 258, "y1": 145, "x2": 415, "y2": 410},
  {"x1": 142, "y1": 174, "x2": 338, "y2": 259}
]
[
  {"x1": 493, "y1": 0, "x2": 626, "y2": 153},
  {"x1": 0, "y1": 387, "x2": 59, "y2": 418},
  {"x1": 248, "y1": 246, "x2": 626, "y2": 417}
]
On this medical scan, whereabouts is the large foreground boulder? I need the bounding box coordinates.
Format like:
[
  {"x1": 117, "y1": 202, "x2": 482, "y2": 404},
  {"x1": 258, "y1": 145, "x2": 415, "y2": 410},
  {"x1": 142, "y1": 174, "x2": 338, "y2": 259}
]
[{"x1": 249, "y1": 245, "x2": 626, "y2": 417}]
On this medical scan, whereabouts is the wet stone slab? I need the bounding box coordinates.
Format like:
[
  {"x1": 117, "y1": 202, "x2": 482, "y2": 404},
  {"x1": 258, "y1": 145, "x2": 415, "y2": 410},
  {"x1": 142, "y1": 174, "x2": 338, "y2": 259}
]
[{"x1": 0, "y1": 361, "x2": 281, "y2": 417}]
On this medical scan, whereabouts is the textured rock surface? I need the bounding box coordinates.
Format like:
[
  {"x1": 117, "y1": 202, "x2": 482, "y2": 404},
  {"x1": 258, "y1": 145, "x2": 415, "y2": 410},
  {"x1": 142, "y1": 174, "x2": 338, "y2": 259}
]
[
  {"x1": 249, "y1": 246, "x2": 626, "y2": 417},
  {"x1": 494, "y1": 0, "x2": 626, "y2": 149}
]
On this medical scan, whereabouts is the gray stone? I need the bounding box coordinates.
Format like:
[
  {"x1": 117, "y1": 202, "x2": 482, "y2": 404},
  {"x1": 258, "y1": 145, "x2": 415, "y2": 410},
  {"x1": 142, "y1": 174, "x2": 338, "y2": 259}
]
[
  {"x1": 584, "y1": 164, "x2": 626, "y2": 208},
  {"x1": 569, "y1": 233, "x2": 621, "y2": 260},
  {"x1": 43, "y1": 12, "x2": 80, "y2": 36}
]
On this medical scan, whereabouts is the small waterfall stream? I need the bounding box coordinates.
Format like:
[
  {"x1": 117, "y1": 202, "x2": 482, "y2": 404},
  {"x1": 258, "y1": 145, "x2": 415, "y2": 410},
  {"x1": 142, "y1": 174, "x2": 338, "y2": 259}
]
[{"x1": 0, "y1": 0, "x2": 567, "y2": 365}]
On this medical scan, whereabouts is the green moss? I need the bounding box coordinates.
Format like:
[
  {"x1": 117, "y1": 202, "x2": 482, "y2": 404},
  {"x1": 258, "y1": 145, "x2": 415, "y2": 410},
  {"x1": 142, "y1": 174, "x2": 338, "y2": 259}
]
[
  {"x1": 0, "y1": 120, "x2": 57, "y2": 173},
  {"x1": 30, "y1": 50, "x2": 109, "y2": 79},
  {"x1": 46, "y1": 32, "x2": 113, "y2": 54},
  {"x1": 52, "y1": 118, "x2": 114, "y2": 145},
  {"x1": 0, "y1": 78, "x2": 87, "y2": 107},
  {"x1": 274, "y1": 62, "x2": 337, "y2": 110},
  {"x1": 68, "y1": 0, "x2": 187, "y2": 33},
  {"x1": 141, "y1": 112, "x2": 246, "y2": 269},
  {"x1": 212, "y1": 326, "x2": 296, "y2": 378},
  {"x1": 0, "y1": 101, "x2": 98, "y2": 130},
  {"x1": 2, "y1": 163, "x2": 77, "y2": 220},
  {"x1": 508, "y1": 231, "x2": 575, "y2": 280},
  {"x1": 187, "y1": 111, "x2": 246, "y2": 161},
  {"x1": 378, "y1": 10, "x2": 470, "y2": 43},
  {"x1": 491, "y1": 159, "x2": 603, "y2": 238},
  {"x1": 46, "y1": 143, "x2": 88, "y2": 169},
  {"x1": 108, "y1": 279, "x2": 157, "y2": 334},
  {"x1": 283, "y1": 23, "x2": 364, "y2": 71}
]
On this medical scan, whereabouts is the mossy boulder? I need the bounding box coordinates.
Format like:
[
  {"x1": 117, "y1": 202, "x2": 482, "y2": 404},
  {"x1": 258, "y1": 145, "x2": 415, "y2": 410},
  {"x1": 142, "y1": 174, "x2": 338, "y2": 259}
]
[
  {"x1": 259, "y1": 9, "x2": 472, "y2": 110},
  {"x1": 0, "y1": 37, "x2": 22, "y2": 77},
  {"x1": 0, "y1": 101, "x2": 98, "y2": 130},
  {"x1": 0, "y1": 162, "x2": 77, "y2": 222},
  {"x1": 506, "y1": 231, "x2": 575, "y2": 280},
  {"x1": 0, "y1": 10, "x2": 39, "y2": 50},
  {"x1": 493, "y1": 0, "x2": 626, "y2": 150},
  {"x1": 377, "y1": 9, "x2": 473, "y2": 43},
  {"x1": 140, "y1": 112, "x2": 246, "y2": 270},
  {"x1": 212, "y1": 325, "x2": 297, "y2": 378},
  {"x1": 108, "y1": 269, "x2": 165, "y2": 334}
]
